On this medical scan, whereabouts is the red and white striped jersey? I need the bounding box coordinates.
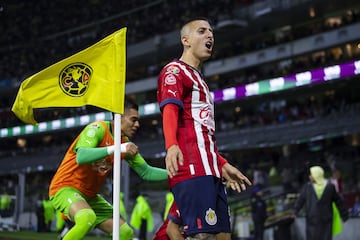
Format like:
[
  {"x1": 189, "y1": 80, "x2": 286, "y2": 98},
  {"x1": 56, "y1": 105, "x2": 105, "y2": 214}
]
[{"x1": 157, "y1": 59, "x2": 224, "y2": 188}]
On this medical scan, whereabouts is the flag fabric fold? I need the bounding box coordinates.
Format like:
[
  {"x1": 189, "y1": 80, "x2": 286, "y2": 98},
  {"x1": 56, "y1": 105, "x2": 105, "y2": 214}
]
[{"x1": 12, "y1": 27, "x2": 127, "y2": 125}]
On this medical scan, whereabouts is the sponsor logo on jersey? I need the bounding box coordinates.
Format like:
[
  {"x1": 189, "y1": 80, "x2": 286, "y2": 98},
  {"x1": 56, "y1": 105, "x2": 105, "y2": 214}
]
[
  {"x1": 198, "y1": 105, "x2": 215, "y2": 131},
  {"x1": 205, "y1": 208, "x2": 217, "y2": 225},
  {"x1": 59, "y1": 62, "x2": 92, "y2": 97},
  {"x1": 86, "y1": 129, "x2": 96, "y2": 138},
  {"x1": 165, "y1": 74, "x2": 177, "y2": 85},
  {"x1": 166, "y1": 66, "x2": 180, "y2": 74},
  {"x1": 86, "y1": 123, "x2": 101, "y2": 137},
  {"x1": 167, "y1": 89, "x2": 177, "y2": 97}
]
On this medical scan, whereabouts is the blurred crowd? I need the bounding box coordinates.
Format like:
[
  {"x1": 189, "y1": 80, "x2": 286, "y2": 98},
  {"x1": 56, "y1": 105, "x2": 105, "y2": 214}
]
[
  {"x1": 0, "y1": 0, "x2": 243, "y2": 86},
  {"x1": 0, "y1": 3, "x2": 358, "y2": 128},
  {"x1": 1, "y1": 89, "x2": 359, "y2": 162}
]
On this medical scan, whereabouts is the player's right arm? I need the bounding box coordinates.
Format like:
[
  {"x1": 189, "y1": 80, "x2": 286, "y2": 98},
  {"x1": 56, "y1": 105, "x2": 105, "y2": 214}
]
[
  {"x1": 162, "y1": 104, "x2": 184, "y2": 178},
  {"x1": 157, "y1": 63, "x2": 186, "y2": 177},
  {"x1": 75, "y1": 121, "x2": 137, "y2": 164}
]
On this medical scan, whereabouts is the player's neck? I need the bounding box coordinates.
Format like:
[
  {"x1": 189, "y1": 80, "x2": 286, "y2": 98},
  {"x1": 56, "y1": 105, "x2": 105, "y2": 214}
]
[{"x1": 179, "y1": 53, "x2": 202, "y2": 72}]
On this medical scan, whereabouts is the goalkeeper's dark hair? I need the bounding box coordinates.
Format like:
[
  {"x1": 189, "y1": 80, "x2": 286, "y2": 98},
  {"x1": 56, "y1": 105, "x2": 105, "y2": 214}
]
[
  {"x1": 112, "y1": 98, "x2": 138, "y2": 119},
  {"x1": 124, "y1": 98, "x2": 139, "y2": 111}
]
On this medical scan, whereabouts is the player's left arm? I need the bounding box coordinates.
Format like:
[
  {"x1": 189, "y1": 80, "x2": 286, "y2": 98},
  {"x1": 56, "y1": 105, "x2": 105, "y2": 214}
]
[
  {"x1": 126, "y1": 153, "x2": 168, "y2": 181},
  {"x1": 218, "y1": 152, "x2": 252, "y2": 192}
]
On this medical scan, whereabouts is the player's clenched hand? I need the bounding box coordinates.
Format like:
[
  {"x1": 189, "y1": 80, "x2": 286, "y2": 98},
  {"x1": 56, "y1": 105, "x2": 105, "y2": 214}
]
[
  {"x1": 222, "y1": 163, "x2": 252, "y2": 192},
  {"x1": 165, "y1": 145, "x2": 184, "y2": 178},
  {"x1": 125, "y1": 142, "x2": 138, "y2": 157}
]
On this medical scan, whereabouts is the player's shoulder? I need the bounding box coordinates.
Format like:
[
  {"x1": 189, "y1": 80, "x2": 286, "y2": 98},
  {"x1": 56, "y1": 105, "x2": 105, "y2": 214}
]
[
  {"x1": 161, "y1": 59, "x2": 185, "y2": 75},
  {"x1": 78, "y1": 121, "x2": 107, "y2": 140},
  {"x1": 159, "y1": 60, "x2": 186, "y2": 85},
  {"x1": 87, "y1": 121, "x2": 107, "y2": 129},
  {"x1": 84, "y1": 121, "x2": 109, "y2": 134}
]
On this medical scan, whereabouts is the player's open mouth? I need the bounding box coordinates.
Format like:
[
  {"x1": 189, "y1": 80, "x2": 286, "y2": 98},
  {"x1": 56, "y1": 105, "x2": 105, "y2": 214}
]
[{"x1": 205, "y1": 41, "x2": 213, "y2": 50}]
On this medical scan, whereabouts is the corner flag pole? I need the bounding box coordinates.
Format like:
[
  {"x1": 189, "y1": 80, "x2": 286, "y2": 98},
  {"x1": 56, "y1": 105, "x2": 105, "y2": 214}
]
[{"x1": 113, "y1": 113, "x2": 121, "y2": 240}]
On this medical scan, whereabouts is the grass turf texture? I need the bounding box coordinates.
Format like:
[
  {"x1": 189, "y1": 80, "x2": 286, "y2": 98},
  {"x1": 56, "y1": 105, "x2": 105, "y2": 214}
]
[{"x1": 0, "y1": 230, "x2": 110, "y2": 239}]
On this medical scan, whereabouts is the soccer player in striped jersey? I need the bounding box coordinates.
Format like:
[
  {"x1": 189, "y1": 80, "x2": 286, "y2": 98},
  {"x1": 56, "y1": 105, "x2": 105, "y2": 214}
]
[{"x1": 157, "y1": 17, "x2": 252, "y2": 240}]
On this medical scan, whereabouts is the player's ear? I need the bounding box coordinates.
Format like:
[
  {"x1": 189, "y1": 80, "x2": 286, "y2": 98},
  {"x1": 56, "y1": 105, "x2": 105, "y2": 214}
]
[{"x1": 181, "y1": 35, "x2": 190, "y2": 48}]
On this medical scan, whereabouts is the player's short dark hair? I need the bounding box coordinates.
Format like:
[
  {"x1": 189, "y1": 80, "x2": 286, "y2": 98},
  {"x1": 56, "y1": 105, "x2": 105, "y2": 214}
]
[
  {"x1": 181, "y1": 17, "x2": 213, "y2": 28},
  {"x1": 124, "y1": 98, "x2": 139, "y2": 111},
  {"x1": 111, "y1": 98, "x2": 138, "y2": 119}
]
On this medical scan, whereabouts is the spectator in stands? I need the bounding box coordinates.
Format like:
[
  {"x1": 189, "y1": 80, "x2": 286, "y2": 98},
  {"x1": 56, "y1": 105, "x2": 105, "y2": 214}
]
[
  {"x1": 351, "y1": 195, "x2": 360, "y2": 217},
  {"x1": 253, "y1": 164, "x2": 268, "y2": 188},
  {"x1": 281, "y1": 166, "x2": 295, "y2": 193},
  {"x1": 163, "y1": 192, "x2": 174, "y2": 221},
  {"x1": 329, "y1": 168, "x2": 343, "y2": 193},
  {"x1": 120, "y1": 192, "x2": 127, "y2": 221},
  {"x1": 326, "y1": 152, "x2": 343, "y2": 194},
  {"x1": 0, "y1": 191, "x2": 12, "y2": 217},
  {"x1": 42, "y1": 196, "x2": 55, "y2": 232},
  {"x1": 48, "y1": 99, "x2": 167, "y2": 240},
  {"x1": 292, "y1": 166, "x2": 348, "y2": 240},
  {"x1": 130, "y1": 194, "x2": 154, "y2": 240},
  {"x1": 36, "y1": 193, "x2": 54, "y2": 232},
  {"x1": 250, "y1": 186, "x2": 267, "y2": 240},
  {"x1": 36, "y1": 195, "x2": 45, "y2": 232}
]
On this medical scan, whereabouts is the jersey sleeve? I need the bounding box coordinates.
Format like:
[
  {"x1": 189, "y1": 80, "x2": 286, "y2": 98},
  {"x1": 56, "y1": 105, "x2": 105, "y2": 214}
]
[
  {"x1": 125, "y1": 153, "x2": 146, "y2": 167},
  {"x1": 74, "y1": 121, "x2": 106, "y2": 151},
  {"x1": 163, "y1": 104, "x2": 179, "y2": 149},
  {"x1": 216, "y1": 152, "x2": 228, "y2": 170},
  {"x1": 157, "y1": 63, "x2": 184, "y2": 111}
]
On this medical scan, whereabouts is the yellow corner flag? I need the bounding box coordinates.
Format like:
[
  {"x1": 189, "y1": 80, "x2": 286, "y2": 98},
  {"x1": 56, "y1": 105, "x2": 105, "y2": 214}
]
[{"x1": 12, "y1": 27, "x2": 127, "y2": 125}]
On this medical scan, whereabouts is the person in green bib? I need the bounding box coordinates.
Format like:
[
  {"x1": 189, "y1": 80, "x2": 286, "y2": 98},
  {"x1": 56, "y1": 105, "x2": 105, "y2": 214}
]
[
  {"x1": 163, "y1": 192, "x2": 174, "y2": 221},
  {"x1": 292, "y1": 166, "x2": 348, "y2": 240},
  {"x1": 130, "y1": 194, "x2": 154, "y2": 240},
  {"x1": 0, "y1": 191, "x2": 12, "y2": 217},
  {"x1": 120, "y1": 192, "x2": 127, "y2": 221},
  {"x1": 0, "y1": 191, "x2": 11, "y2": 211},
  {"x1": 42, "y1": 197, "x2": 55, "y2": 232}
]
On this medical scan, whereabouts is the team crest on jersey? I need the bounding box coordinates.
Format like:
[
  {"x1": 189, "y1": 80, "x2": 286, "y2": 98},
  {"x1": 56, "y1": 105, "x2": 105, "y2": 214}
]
[
  {"x1": 86, "y1": 128, "x2": 96, "y2": 138},
  {"x1": 165, "y1": 74, "x2": 177, "y2": 85},
  {"x1": 166, "y1": 66, "x2": 180, "y2": 74},
  {"x1": 205, "y1": 208, "x2": 217, "y2": 225},
  {"x1": 86, "y1": 123, "x2": 101, "y2": 137},
  {"x1": 59, "y1": 62, "x2": 92, "y2": 97}
]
